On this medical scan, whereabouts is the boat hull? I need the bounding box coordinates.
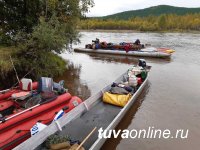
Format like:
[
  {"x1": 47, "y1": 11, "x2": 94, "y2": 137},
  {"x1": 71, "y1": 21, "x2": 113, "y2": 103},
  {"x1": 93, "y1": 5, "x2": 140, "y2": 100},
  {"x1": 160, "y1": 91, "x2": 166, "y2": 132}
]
[
  {"x1": 74, "y1": 48, "x2": 171, "y2": 58},
  {"x1": 0, "y1": 93, "x2": 82, "y2": 150},
  {"x1": 90, "y1": 74, "x2": 148, "y2": 150}
]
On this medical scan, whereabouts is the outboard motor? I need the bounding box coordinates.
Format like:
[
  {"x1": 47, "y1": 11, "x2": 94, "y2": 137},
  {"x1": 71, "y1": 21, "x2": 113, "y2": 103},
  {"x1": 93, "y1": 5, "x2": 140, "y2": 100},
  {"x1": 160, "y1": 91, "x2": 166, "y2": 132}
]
[
  {"x1": 53, "y1": 80, "x2": 67, "y2": 94},
  {"x1": 138, "y1": 59, "x2": 146, "y2": 68},
  {"x1": 38, "y1": 77, "x2": 55, "y2": 100}
]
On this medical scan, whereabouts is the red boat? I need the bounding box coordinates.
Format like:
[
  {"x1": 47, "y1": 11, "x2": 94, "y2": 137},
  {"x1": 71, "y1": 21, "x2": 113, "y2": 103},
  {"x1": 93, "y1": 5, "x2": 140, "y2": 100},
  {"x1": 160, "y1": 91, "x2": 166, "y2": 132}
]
[
  {"x1": 0, "y1": 77, "x2": 82, "y2": 150},
  {"x1": 0, "y1": 82, "x2": 38, "y2": 101}
]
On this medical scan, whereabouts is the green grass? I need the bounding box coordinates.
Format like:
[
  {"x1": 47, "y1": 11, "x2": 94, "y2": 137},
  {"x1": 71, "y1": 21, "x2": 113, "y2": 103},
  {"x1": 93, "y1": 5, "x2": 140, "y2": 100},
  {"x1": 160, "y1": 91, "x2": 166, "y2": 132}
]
[
  {"x1": 0, "y1": 46, "x2": 18, "y2": 74},
  {"x1": 0, "y1": 45, "x2": 67, "y2": 88}
]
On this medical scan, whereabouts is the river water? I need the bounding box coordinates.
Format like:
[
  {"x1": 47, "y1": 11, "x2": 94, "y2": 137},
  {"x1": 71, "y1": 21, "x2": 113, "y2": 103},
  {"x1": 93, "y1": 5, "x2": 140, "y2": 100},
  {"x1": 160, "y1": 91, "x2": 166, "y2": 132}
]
[{"x1": 57, "y1": 31, "x2": 200, "y2": 150}]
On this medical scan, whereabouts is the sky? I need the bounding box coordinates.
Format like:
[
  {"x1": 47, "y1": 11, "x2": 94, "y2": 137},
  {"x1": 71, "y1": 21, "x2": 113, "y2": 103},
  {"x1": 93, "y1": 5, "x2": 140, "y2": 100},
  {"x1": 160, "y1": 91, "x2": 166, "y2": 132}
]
[{"x1": 87, "y1": 0, "x2": 200, "y2": 17}]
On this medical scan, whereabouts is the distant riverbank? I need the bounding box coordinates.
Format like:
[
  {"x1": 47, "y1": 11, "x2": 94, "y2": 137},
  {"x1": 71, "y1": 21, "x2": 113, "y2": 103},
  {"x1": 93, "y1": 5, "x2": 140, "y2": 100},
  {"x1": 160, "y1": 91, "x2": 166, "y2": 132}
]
[
  {"x1": 79, "y1": 14, "x2": 200, "y2": 32},
  {"x1": 79, "y1": 29, "x2": 200, "y2": 34}
]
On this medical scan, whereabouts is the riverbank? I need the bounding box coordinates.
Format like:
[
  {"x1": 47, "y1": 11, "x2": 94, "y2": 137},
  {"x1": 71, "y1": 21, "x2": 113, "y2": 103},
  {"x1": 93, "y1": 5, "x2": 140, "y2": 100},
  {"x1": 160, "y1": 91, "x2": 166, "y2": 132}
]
[
  {"x1": 0, "y1": 46, "x2": 17, "y2": 74},
  {"x1": 79, "y1": 14, "x2": 200, "y2": 33},
  {"x1": 0, "y1": 46, "x2": 19, "y2": 89},
  {"x1": 0, "y1": 45, "x2": 67, "y2": 88},
  {"x1": 79, "y1": 29, "x2": 200, "y2": 34}
]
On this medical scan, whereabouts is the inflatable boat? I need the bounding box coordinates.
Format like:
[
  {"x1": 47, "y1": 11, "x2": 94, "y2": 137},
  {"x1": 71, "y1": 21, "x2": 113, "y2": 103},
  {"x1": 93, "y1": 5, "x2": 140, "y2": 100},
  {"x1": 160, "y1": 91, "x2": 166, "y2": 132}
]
[
  {"x1": 0, "y1": 77, "x2": 82, "y2": 150},
  {"x1": 74, "y1": 47, "x2": 175, "y2": 58},
  {"x1": 75, "y1": 39, "x2": 175, "y2": 58}
]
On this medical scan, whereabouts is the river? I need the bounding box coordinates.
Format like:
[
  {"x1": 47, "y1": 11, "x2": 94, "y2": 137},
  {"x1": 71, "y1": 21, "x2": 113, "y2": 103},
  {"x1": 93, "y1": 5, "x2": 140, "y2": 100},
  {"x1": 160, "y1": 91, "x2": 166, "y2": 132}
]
[{"x1": 57, "y1": 31, "x2": 200, "y2": 150}]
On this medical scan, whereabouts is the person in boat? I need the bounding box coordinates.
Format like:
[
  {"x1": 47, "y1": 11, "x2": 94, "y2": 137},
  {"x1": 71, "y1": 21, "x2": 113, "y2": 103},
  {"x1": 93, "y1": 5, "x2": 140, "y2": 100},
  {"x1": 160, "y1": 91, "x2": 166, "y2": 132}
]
[
  {"x1": 92, "y1": 38, "x2": 100, "y2": 44},
  {"x1": 134, "y1": 39, "x2": 141, "y2": 45},
  {"x1": 133, "y1": 39, "x2": 145, "y2": 50},
  {"x1": 100, "y1": 41, "x2": 107, "y2": 49},
  {"x1": 91, "y1": 38, "x2": 100, "y2": 49}
]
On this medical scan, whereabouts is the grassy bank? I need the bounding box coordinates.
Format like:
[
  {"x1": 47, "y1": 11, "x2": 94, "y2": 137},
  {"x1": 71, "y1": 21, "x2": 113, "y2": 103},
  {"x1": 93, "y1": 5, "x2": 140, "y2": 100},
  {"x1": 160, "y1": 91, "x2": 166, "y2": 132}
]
[
  {"x1": 0, "y1": 46, "x2": 67, "y2": 88},
  {"x1": 0, "y1": 46, "x2": 17, "y2": 75}
]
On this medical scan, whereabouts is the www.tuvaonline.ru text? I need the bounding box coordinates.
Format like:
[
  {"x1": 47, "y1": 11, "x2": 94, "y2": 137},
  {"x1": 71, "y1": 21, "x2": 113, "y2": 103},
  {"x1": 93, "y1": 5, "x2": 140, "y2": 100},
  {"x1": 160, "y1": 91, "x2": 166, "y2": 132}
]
[{"x1": 98, "y1": 127, "x2": 189, "y2": 139}]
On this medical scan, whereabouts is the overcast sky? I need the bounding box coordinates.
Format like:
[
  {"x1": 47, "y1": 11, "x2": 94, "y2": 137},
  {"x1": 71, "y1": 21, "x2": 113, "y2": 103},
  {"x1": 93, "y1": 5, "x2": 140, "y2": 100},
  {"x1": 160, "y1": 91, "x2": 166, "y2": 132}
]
[{"x1": 87, "y1": 0, "x2": 200, "y2": 17}]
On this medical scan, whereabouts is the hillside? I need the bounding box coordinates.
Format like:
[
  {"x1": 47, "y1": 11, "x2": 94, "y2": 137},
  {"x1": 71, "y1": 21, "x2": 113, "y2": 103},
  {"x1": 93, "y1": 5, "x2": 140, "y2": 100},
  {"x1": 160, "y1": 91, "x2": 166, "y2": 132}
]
[{"x1": 100, "y1": 5, "x2": 200, "y2": 20}]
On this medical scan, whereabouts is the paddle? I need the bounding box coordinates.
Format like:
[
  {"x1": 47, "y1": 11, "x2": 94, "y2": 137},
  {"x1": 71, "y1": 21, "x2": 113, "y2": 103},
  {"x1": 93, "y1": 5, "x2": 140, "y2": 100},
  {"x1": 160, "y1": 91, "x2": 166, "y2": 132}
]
[{"x1": 75, "y1": 127, "x2": 97, "y2": 150}]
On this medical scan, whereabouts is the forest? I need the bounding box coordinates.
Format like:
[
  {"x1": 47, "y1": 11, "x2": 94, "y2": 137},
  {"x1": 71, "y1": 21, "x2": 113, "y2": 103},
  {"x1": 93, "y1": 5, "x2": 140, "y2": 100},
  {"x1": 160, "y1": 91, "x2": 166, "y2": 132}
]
[
  {"x1": 0, "y1": 0, "x2": 93, "y2": 87},
  {"x1": 80, "y1": 14, "x2": 200, "y2": 31}
]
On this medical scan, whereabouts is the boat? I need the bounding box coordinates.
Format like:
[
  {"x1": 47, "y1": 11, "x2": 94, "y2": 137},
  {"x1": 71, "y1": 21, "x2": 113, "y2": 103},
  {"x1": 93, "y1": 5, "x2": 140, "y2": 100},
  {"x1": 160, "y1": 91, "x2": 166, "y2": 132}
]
[
  {"x1": 74, "y1": 47, "x2": 174, "y2": 58},
  {"x1": 74, "y1": 39, "x2": 175, "y2": 58},
  {"x1": 14, "y1": 59, "x2": 151, "y2": 150},
  {"x1": 0, "y1": 77, "x2": 82, "y2": 150},
  {"x1": 0, "y1": 82, "x2": 38, "y2": 101}
]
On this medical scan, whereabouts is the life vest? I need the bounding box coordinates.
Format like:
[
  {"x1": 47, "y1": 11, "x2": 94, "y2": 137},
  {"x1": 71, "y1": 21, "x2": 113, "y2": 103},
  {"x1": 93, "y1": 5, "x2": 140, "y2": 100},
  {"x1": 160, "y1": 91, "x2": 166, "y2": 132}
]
[{"x1": 124, "y1": 43, "x2": 131, "y2": 53}]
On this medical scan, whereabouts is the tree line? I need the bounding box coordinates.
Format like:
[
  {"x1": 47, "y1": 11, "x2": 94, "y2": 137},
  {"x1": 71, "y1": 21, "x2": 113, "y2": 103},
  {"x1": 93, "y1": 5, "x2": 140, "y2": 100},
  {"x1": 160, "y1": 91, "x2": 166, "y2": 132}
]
[
  {"x1": 80, "y1": 14, "x2": 200, "y2": 31},
  {"x1": 0, "y1": 0, "x2": 93, "y2": 87}
]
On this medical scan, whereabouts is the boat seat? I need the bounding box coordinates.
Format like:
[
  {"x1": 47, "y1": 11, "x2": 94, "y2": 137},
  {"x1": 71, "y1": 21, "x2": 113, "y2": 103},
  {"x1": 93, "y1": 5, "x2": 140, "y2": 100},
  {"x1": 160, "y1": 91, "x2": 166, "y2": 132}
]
[
  {"x1": 19, "y1": 78, "x2": 33, "y2": 91},
  {"x1": 11, "y1": 91, "x2": 32, "y2": 101}
]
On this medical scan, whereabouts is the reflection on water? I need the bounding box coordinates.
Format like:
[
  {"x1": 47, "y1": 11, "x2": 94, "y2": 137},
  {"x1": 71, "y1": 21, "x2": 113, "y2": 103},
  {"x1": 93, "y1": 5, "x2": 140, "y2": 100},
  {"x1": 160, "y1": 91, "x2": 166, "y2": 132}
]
[
  {"x1": 55, "y1": 62, "x2": 91, "y2": 100},
  {"x1": 86, "y1": 53, "x2": 139, "y2": 65},
  {"x1": 87, "y1": 53, "x2": 172, "y2": 65},
  {"x1": 58, "y1": 31, "x2": 200, "y2": 150}
]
